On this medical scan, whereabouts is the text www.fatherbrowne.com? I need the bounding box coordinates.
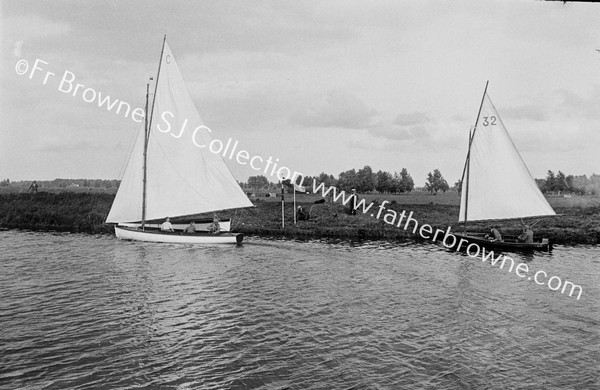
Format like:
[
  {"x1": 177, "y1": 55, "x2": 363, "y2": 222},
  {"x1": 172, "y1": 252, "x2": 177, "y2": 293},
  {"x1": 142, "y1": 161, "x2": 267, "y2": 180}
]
[{"x1": 311, "y1": 180, "x2": 583, "y2": 301}]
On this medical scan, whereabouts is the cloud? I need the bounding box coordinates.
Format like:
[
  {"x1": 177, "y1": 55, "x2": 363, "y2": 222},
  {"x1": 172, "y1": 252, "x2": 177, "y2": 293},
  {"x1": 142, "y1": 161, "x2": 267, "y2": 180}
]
[
  {"x1": 392, "y1": 112, "x2": 431, "y2": 127},
  {"x1": 502, "y1": 104, "x2": 548, "y2": 121},
  {"x1": 2, "y1": 2, "x2": 355, "y2": 62},
  {"x1": 556, "y1": 88, "x2": 600, "y2": 120},
  {"x1": 369, "y1": 125, "x2": 430, "y2": 141},
  {"x1": 35, "y1": 141, "x2": 95, "y2": 153},
  {"x1": 451, "y1": 114, "x2": 469, "y2": 122},
  {"x1": 367, "y1": 111, "x2": 433, "y2": 141},
  {"x1": 3, "y1": 14, "x2": 71, "y2": 42},
  {"x1": 197, "y1": 87, "x2": 292, "y2": 130},
  {"x1": 2, "y1": 1, "x2": 598, "y2": 182},
  {"x1": 289, "y1": 90, "x2": 377, "y2": 129}
]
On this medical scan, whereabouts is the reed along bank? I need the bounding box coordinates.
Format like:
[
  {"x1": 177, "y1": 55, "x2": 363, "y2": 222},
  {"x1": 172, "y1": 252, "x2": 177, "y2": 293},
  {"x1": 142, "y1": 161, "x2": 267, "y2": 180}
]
[
  {"x1": 1, "y1": 192, "x2": 599, "y2": 244},
  {"x1": 0, "y1": 192, "x2": 112, "y2": 234}
]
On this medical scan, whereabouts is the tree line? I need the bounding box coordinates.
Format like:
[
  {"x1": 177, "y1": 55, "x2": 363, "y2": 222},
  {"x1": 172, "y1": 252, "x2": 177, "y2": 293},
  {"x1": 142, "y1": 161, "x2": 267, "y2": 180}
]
[
  {"x1": 536, "y1": 171, "x2": 600, "y2": 195},
  {"x1": 243, "y1": 168, "x2": 600, "y2": 196},
  {"x1": 4, "y1": 168, "x2": 597, "y2": 196},
  {"x1": 1, "y1": 179, "x2": 121, "y2": 189},
  {"x1": 242, "y1": 166, "x2": 456, "y2": 194},
  {"x1": 305, "y1": 166, "x2": 417, "y2": 193}
]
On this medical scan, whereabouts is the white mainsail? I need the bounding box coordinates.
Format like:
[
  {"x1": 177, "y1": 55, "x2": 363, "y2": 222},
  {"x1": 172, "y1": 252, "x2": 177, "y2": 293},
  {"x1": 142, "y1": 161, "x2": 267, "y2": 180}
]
[
  {"x1": 106, "y1": 42, "x2": 253, "y2": 223},
  {"x1": 459, "y1": 92, "x2": 555, "y2": 222}
]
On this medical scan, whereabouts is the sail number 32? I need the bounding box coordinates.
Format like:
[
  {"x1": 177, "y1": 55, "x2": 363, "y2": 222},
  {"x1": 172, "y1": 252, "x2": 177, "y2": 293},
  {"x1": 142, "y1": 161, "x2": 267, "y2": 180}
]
[{"x1": 482, "y1": 116, "x2": 497, "y2": 126}]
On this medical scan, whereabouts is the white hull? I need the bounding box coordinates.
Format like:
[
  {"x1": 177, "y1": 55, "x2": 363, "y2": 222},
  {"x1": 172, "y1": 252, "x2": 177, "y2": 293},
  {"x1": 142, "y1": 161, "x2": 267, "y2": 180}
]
[
  {"x1": 119, "y1": 219, "x2": 231, "y2": 232},
  {"x1": 115, "y1": 226, "x2": 243, "y2": 244}
]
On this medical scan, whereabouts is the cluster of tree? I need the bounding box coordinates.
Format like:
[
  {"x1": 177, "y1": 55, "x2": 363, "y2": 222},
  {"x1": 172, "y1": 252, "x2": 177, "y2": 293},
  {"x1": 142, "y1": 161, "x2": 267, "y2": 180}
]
[
  {"x1": 453, "y1": 179, "x2": 462, "y2": 194},
  {"x1": 243, "y1": 165, "x2": 418, "y2": 194},
  {"x1": 424, "y1": 169, "x2": 449, "y2": 194},
  {"x1": 536, "y1": 171, "x2": 600, "y2": 195},
  {"x1": 374, "y1": 169, "x2": 415, "y2": 194},
  {"x1": 241, "y1": 176, "x2": 278, "y2": 191},
  {"x1": 305, "y1": 166, "x2": 416, "y2": 193},
  {"x1": 0, "y1": 179, "x2": 10, "y2": 187}
]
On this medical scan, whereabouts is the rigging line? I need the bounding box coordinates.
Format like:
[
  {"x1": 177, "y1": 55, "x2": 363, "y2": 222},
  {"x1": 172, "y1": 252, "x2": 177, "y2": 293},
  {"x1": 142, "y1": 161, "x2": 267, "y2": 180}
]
[{"x1": 531, "y1": 219, "x2": 542, "y2": 227}]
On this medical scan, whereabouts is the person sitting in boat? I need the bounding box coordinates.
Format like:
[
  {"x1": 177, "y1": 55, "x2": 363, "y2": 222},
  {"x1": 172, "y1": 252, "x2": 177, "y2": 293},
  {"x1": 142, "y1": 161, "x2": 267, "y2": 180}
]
[
  {"x1": 183, "y1": 222, "x2": 196, "y2": 234},
  {"x1": 296, "y1": 205, "x2": 307, "y2": 221},
  {"x1": 161, "y1": 217, "x2": 174, "y2": 232},
  {"x1": 485, "y1": 227, "x2": 502, "y2": 241},
  {"x1": 207, "y1": 216, "x2": 220, "y2": 234},
  {"x1": 518, "y1": 224, "x2": 534, "y2": 243}
]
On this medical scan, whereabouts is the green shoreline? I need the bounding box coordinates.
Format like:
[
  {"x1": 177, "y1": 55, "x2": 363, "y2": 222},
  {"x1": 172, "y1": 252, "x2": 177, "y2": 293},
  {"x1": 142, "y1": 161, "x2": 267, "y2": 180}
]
[{"x1": 1, "y1": 192, "x2": 599, "y2": 245}]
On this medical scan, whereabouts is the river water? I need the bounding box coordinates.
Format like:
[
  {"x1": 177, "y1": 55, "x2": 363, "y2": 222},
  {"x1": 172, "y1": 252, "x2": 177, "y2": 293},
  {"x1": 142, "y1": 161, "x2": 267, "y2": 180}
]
[{"x1": 0, "y1": 230, "x2": 598, "y2": 389}]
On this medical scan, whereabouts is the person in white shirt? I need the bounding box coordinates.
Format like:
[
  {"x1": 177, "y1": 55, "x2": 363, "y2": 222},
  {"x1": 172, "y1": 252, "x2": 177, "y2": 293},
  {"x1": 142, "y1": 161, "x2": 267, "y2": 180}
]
[{"x1": 161, "y1": 217, "x2": 174, "y2": 232}]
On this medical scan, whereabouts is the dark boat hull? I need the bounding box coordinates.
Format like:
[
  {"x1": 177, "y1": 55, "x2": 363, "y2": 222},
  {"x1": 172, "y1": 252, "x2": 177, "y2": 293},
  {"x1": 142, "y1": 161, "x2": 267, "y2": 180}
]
[{"x1": 453, "y1": 233, "x2": 551, "y2": 252}]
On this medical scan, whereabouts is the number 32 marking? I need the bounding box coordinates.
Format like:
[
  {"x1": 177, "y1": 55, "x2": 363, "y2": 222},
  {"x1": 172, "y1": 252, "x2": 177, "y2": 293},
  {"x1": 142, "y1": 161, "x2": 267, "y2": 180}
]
[{"x1": 482, "y1": 116, "x2": 497, "y2": 126}]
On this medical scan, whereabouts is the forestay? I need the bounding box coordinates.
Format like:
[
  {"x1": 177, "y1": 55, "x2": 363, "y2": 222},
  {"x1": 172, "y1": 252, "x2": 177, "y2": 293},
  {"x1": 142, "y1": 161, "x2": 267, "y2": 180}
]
[
  {"x1": 459, "y1": 93, "x2": 555, "y2": 222},
  {"x1": 106, "y1": 42, "x2": 253, "y2": 223}
]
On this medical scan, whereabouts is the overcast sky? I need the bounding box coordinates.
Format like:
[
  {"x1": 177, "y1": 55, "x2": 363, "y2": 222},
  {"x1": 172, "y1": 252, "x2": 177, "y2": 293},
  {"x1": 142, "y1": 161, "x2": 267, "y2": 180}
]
[{"x1": 1, "y1": 0, "x2": 599, "y2": 186}]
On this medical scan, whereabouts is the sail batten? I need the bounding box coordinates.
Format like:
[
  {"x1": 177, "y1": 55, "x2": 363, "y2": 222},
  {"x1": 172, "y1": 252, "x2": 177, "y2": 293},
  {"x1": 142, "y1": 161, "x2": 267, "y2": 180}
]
[
  {"x1": 106, "y1": 42, "x2": 253, "y2": 224},
  {"x1": 458, "y1": 92, "x2": 555, "y2": 223}
]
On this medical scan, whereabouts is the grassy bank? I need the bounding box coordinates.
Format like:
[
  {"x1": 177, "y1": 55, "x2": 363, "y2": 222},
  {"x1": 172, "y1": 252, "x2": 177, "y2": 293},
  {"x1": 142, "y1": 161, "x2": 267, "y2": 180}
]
[
  {"x1": 1, "y1": 192, "x2": 599, "y2": 244},
  {"x1": 237, "y1": 197, "x2": 600, "y2": 244},
  {"x1": 0, "y1": 192, "x2": 114, "y2": 233}
]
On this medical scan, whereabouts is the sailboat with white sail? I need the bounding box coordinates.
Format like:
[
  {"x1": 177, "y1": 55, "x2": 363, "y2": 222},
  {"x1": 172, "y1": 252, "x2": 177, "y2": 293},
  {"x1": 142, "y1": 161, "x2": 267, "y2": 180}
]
[
  {"x1": 106, "y1": 36, "x2": 253, "y2": 244},
  {"x1": 455, "y1": 81, "x2": 556, "y2": 251}
]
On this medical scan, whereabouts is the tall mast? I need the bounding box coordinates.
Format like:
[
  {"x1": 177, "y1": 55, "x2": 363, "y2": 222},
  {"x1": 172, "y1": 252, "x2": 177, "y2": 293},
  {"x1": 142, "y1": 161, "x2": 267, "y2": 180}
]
[
  {"x1": 148, "y1": 35, "x2": 167, "y2": 138},
  {"x1": 141, "y1": 35, "x2": 167, "y2": 228},
  {"x1": 463, "y1": 80, "x2": 489, "y2": 231},
  {"x1": 461, "y1": 128, "x2": 472, "y2": 232},
  {"x1": 141, "y1": 82, "x2": 150, "y2": 229}
]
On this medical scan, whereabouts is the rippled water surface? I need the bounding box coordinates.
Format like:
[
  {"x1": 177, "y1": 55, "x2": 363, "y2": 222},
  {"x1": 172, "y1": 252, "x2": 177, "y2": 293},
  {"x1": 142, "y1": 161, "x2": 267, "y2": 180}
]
[{"x1": 1, "y1": 231, "x2": 599, "y2": 389}]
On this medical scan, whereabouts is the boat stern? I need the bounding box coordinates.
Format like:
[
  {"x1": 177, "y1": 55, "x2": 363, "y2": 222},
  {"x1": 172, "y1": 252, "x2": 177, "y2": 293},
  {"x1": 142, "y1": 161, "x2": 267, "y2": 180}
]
[{"x1": 542, "y1": 238, "x2": 553, "y2": 252}]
